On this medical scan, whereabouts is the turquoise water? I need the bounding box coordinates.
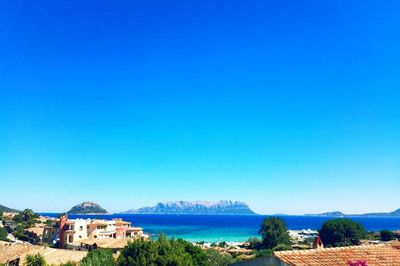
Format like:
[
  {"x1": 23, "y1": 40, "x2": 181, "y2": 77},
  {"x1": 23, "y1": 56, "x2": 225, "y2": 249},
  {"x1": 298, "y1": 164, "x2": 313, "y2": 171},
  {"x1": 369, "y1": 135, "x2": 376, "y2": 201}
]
[{"x1": 41, "y1": 214, "x2": 400, "y2": 242}]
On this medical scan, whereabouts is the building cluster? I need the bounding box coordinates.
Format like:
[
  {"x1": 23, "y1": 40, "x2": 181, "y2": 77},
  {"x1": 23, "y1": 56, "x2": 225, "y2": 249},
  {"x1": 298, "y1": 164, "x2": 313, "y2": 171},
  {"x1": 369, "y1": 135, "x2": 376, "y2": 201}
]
[
  {"x1": 18, "y1": 215, "x2": 147, "y2": 251},
  {"x1": 56, "y1": 215, "x2": 147, "y2": 250}
]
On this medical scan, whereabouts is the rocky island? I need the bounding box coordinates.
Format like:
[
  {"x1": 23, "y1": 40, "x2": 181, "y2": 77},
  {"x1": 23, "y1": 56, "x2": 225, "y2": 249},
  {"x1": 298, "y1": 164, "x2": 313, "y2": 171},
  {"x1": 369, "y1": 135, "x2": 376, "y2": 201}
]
[
  {"x1": 67, "y1": 201, "x2": 108, "y2": 214},
  {"x1": 122, "y1": 200, "x2": 256, "y2": 215}
]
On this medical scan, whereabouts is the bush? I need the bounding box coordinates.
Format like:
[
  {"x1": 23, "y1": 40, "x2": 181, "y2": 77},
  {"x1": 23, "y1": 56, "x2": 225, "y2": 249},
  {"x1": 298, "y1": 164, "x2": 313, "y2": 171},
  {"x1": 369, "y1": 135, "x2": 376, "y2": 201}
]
[
  {"x1": 81, "y1": 248, "x2": 115, "y2": 266},
  {"x1": 258, "y1": 217, "x2": 291, "y2": 249},
  {"x1": 253, "y1": 249, "x2": 273, "y2": 257},
  {"x1": 204, "y1": 249, "x2": 233, "y2": 266},
  {"x1": 0, "y1": 227, "x2": 8, "y2": 241},
  {"x1": 118, "y1": 235, "x2": 203, "y2": 266},
  {"x1": 319, "y1": 219, "x2": 367, "y2": 247},
  {"x1": 380, "y1": 230, "x2": 395, "y2": 241},
  {"x1": 26, "y1": 254, "x2": 46, "y2": 266},
  {"x1": 247, "y1": 237, "x2": 263, "y2": 250}
]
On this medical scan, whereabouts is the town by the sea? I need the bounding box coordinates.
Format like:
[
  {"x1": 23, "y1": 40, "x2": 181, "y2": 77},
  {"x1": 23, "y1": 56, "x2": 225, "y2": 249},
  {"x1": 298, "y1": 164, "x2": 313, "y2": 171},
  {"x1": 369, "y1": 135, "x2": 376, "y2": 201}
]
[{"x1": 41, "y1": 213, "x2": 400, "y2": 243}]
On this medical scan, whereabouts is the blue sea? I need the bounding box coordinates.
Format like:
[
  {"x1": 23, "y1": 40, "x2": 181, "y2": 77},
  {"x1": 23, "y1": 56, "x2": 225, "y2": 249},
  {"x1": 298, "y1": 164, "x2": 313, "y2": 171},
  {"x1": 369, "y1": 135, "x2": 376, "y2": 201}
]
[{"x1": 41, "y1": 214, "x2": 400, "y2": 242}]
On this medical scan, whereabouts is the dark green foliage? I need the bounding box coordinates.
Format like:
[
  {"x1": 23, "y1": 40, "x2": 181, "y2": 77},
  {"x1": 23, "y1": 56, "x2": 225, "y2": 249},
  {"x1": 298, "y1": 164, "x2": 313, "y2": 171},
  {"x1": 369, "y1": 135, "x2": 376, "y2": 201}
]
[
  {"x1": 0, "y1": 227, "x2": 8, "y2": 241},
  {"x1": 59, "y1": 262, "x2": 77, "y2": 266},
  {"x1": 26, "y1": 254, "x2": 46, "y2": 266},
  {"x1": 253, "y1": 249, "x2": 273, "y2": 257},
  {"x1": 380, "y1": 230, "x2": 395, "y2": 241},
  {"x1": 204, "y1": 249, "x2": 233, "y2": 266},
  {"x1": 247, "y1": 237, "x2": 263, "y2": 250},
  {"x1": 218, "y1": 241, "x2": 227, "y2": 247},
  {"x1": 319, "y1": 219, "x2": 367, "y2": 247},
  {"x1": 81, "y1": 248, "x2": 115, "y2": 266},
  {"x1": 11, "y1": 209, "x2": 39, "y2": 241},
  {"x1": 258, "y1": 217, "x2": 291, "y2": 249},
  {"x1": 118, "y1": 235, "x2": 199, "y2": 266}
]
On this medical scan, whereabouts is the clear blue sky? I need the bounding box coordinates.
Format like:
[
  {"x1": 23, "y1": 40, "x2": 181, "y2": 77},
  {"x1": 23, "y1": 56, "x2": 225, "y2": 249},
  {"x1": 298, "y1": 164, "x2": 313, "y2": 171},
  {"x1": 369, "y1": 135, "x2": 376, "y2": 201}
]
[{"x1": 1, "y1": 0, "x2": 399, "y2": 214}]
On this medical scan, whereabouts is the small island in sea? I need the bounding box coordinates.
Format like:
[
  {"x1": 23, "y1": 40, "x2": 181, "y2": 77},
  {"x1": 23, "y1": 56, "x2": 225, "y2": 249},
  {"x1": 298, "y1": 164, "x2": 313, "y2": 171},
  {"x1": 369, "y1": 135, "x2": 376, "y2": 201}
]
[
  {"x1": 306, "y1": 208, "x2": 400, "y2": 217},
  {"x1": 121, "y1": 200, "x2": 257, "y2": 215},
  {"x1": 67, "y1": 201, "x2": 108, "y2": 215}
]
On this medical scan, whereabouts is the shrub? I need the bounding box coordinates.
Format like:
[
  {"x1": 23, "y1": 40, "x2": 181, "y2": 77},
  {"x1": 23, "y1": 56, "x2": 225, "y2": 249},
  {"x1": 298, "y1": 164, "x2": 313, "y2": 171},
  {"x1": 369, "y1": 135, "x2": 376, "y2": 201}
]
[
  {"x1": 380, "y1": 230, "x2": 395, "y2": 241},
  {"x1": 204, "y1": 249, "x2": 233, "y2": 266},
  {"x1": 81, "y1": 248, "x2": 115, "y2": 266},
  {"x1": 258, "y1": 217, "x2": 291, "y2": 249},
  {"x1": 26, "y1": 254, "x2": 46, "y2": 266},
  {"x1": 118, "y1": 235, "x2": 202, "y2": 266},
  {"x1": 319, "y1": 219, "x2": 367, "y2": 247}
]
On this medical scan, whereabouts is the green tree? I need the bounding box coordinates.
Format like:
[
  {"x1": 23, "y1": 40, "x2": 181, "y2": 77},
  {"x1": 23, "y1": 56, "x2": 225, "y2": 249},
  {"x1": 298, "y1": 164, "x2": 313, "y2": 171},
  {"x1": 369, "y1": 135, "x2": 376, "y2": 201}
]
[
  {"x1": 319, "y1": 219, "x2": 367, "y2": 247},
  {"x1": 26, "y1": 254, "x2": 46, "y2": 266},
  {"x1": 258, "y1": 217, "x2": 291, "y2": 249},
  {"x1": 204, "y1": 249, "x2": 233, "y2": 266},
  {"x1": 380, "y1": 230, "x2": 395, "y2": 241},
  {"x1": 81, "y1": 248, "x2": 115, "y2": 266},
  {"x1": 118, "y1": 235, "x2": 206, "y2": 266}
]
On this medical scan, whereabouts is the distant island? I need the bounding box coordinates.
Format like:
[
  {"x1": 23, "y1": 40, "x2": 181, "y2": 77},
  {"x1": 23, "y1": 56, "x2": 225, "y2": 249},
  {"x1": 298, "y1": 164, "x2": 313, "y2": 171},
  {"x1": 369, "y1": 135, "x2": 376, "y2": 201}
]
[
  {"x1": 122, "y1": 200, "x2": 257, "y2": 215},
  {"x1": 307, "y1": 209, "x2": 400, "y2": 217},
  {"x1": 67, "y1": 201, "x2": 108, "y2": 214}
]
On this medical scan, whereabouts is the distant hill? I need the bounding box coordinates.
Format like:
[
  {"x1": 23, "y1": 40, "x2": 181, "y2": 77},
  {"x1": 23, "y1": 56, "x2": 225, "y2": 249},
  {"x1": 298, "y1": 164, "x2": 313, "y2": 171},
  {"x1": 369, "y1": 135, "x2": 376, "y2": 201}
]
[
  {"x1": 67, "y1": 201, "x2": 108, "y2": 214},
  {"x1": 308, "y1": 209, "x2": 400, "y2": 217},
  {"x1": 122, "y1": 200, "x2": 257, "y2": 215},
  {"x1": 0, "y1": 204, "x2": 19, "y2": 213}
]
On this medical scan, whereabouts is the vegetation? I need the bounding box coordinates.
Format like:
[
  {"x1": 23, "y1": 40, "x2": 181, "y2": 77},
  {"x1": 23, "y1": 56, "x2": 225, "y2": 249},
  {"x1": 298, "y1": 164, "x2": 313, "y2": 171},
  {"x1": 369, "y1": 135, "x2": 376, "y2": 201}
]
[
  {"x1": 117, "y1": 235, "x2": 233, "y2": 266},
  {"x1": 247, "y1": 237, "x2": 263, "y2": 250},
  {"x1": 26, "y1": 254, "x2": 46, "y2": 266},
  {"x1": 81, "y1": 248, "x2": 115, "y2": 266},
  {"x1": 12, "y1": 209, "x2": 39, "y2": 241},
  {"x1": 258, "y1": 217, "x2": 291, "y2": 249},
  {"x1": 380, "y1": 230, "x2": 396, "y2": 241},
  {"x1": 204, "y1": 249, "x2": 233, "y2": 266},
  {"x1": 0, "y1": 227, "x2": 8, "y2": 241},
  {"x1": 319, "y1": 219, "x2": 367, "y2": 247}
]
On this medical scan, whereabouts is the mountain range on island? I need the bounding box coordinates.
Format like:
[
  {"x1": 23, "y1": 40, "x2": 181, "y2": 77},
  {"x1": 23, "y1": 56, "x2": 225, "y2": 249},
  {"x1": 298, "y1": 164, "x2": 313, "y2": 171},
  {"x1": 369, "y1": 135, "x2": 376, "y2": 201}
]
[
  {"x1": 122, "y1": 200, "x2": 257, "y2": 215},
  {"x1": 307, "y1": 209, "x2": 400, "y2": 217},
  {"x1": 67, "y1": 201, "x2": 108, "y2": 214}
]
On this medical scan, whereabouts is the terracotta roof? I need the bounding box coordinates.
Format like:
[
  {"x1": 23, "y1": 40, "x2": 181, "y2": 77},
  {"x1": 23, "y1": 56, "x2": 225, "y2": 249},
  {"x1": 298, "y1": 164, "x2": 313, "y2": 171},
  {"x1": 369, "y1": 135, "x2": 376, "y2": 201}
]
[
  {"x1": 275, "y1": 244, "x2": 400, "y2": 266},
  {"x1": 89, "y1": 220, "x2": 108, "y2": 226},
  {"x1": 115, "y1": 220, "x2": 131, "y2": 225},
  {"x1": 0, "y1": 243, "x2": 87, "y2": 265},
  {"x1": 26, "y1": 226, "x2": 44, "y2": 236},
  {"x1": 79, "y1": 238, "x2": 128, "y2": 249},
  {"x1": 0, "y1": 244, "x2": 41, "y2": 264}
]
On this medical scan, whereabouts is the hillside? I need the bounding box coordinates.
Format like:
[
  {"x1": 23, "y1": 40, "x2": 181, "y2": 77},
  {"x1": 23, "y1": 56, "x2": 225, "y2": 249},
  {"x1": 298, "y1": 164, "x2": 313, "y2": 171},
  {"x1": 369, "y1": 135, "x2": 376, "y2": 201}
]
[
  {"x1": 67, "y1": 201, "x2": 108, "y2": 214},
  {"x1": 0, "y1": 204, "x2": 19, "y2": 213},
  {"x1": 123, "y1": 200, "x2": 256, "y2": 215}
]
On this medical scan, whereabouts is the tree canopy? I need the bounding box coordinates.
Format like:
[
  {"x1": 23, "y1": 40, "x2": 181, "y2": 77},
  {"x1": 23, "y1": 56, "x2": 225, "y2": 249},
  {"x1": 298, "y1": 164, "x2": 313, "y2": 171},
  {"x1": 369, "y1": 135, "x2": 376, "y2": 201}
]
[
  {"x1": 117, "y1": 235, "x2": 231, "y2": 266},
  {"x1": 258, "y1": 217, "x2": 291, "y2": 249},
  {"x1": 81, "y1": 248, "x2": 115, "y2": 266},
  {"x1": 26, "y1": 254, "x2": 46, "y2": 266},
  {"x1": 319, "y1": 219, "x2": 367, "y2": 247}
]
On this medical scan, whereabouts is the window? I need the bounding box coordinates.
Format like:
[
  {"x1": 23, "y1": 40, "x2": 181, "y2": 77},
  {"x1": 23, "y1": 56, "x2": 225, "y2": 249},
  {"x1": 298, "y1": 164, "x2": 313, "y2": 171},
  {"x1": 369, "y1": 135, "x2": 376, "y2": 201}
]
[
  {"x1": 79, "y1": 226, "x2": 83, "y2": 231},
  {"x1": 68, "y1": 235, "x2": 73, "y2": 243}
]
